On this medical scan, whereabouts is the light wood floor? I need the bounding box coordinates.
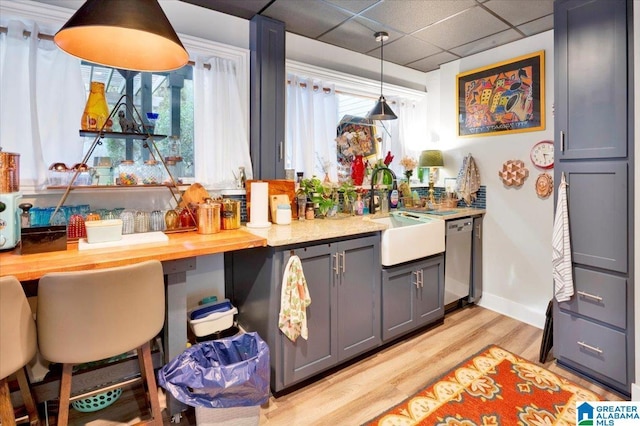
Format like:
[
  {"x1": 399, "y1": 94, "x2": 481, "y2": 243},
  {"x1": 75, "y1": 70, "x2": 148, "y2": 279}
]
[{"x1": 62, "y1": 305, "x2": 624, "y2": 425}]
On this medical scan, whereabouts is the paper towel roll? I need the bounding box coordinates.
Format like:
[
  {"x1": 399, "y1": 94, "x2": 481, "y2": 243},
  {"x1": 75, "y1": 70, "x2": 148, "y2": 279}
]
[{"x1": 246, "y1": 181, "x2": 271, "y2": 228}]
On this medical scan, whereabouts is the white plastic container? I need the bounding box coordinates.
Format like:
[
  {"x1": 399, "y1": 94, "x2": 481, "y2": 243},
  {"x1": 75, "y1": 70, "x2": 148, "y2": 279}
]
[
  {"x1": 85, "y1": 219, "x2": 123, "y2": 243},
  {"x1": 188, "y1": 299, "x2": 237, "y2": 337},
  {"x1": 275, "y1": 204, "x2": 291, "y2": 225}
]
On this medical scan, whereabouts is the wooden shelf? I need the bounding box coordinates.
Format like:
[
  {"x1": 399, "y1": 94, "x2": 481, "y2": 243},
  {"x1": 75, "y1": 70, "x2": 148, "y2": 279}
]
[
  {"x1": 79, "y1": 130, "x2": 167, "y2": 140},
  {"x1": 47, "y1": 184, "x2": 187, "y2": 191}
]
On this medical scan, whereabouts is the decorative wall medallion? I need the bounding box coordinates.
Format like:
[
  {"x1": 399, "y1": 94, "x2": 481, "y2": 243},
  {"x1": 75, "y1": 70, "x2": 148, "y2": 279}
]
[
  {"x1": 498, "y1": 159, "x2": 529, "y2": 187},
  {"x1": 535, "y1": 172, "x2": 553, "y2": 198}
]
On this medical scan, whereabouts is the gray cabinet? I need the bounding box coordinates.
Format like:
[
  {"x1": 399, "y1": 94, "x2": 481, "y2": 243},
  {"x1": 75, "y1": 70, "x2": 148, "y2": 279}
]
[
  {"x1": 381, "y1": 255, "x2": 444, "y2": 341},
  {"x1": 225, "y1": 233, "x2": 381, "y2": 392},
  {"x1": 554, "y1": 0, "x2": 628, "y2": 160},
  {"x1": 553, "y1": 0, "x2": 634, "y2": 396},
  {"x1": 250, "y1": 15, "x2": 286, "y2": 179}
]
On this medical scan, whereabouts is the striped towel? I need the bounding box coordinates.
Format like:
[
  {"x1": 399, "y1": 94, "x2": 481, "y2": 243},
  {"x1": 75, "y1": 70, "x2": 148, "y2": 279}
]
[{"x1": 552, "y1": 174, "x2": 574, "y2": 302}]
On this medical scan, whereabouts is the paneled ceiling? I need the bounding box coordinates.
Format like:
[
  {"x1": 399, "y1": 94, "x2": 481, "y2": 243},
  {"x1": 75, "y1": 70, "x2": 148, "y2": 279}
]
[{"x1": 180, "y1": 0, "x2": 554, "y2": 72}]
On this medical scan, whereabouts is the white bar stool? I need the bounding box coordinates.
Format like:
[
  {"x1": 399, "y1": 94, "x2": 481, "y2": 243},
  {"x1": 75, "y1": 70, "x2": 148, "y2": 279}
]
[
  {"x1": 37, "y1": 260, "x2": 165, "y2": 425},
  {"x1": 0, "y1": 275, "x2": 40, "y2": 426}
]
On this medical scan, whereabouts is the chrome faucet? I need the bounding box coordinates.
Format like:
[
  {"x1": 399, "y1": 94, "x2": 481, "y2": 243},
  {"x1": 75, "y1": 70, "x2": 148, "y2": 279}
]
[{"x1": 369, "y1": 166, "x2": 397, "y2": 214}]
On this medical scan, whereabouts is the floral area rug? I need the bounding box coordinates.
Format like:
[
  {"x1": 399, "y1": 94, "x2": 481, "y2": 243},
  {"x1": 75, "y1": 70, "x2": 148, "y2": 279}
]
[{"x1": 364, "y1": 345, "x2": 601, "y2": 426}]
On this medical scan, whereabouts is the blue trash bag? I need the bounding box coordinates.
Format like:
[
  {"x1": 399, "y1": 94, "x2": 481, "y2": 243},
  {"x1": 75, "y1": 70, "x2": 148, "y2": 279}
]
[{"x1": 157, "y1": 332, "x2": 270, "y2": 409}]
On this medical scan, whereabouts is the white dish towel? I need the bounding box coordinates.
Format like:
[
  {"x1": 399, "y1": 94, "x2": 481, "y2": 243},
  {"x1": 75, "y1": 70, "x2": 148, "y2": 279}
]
[
  {"x1": 552, "y1": 173, "x2": 574, "y2": 302},
  {"x1": 278, "y1": 255, "x2": 311, "y2": 342}
]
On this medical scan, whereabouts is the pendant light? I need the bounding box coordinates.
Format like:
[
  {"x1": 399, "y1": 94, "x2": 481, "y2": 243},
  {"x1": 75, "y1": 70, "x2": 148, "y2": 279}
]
[
  {"x1": 367, "y1": 31, "x2": 397, "y2": 121},
  {"x1": 54, "y1": 0, "x2": 189, "y2": 72}
]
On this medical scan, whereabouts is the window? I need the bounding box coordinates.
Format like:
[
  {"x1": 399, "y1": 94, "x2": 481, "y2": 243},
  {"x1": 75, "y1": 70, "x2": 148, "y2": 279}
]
[{"x1": 80, "y1": 63, "x2": 195, "y2": 178}]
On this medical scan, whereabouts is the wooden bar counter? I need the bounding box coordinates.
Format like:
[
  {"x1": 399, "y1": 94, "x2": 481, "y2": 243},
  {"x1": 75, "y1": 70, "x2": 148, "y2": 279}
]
[{"x1": 0, "y1": 229, "x2": 266, "y2": 418}]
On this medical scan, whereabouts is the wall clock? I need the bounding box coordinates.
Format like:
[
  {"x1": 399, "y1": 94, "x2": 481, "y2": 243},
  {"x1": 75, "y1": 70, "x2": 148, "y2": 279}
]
[{"x1": 530, "y1": 140, "x2": 554, "y2": 169}]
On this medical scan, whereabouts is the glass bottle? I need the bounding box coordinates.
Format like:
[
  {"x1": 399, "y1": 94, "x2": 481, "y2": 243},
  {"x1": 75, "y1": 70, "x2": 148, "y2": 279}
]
[
  {"x1": 179, "y1": 207, "x2": 194, "y2": 228},
  {"x1": 150, "y1": 210, "x2": 165, "y2": 231},
  {"x1": 120, "y1": 210, "x2": 135, "y2": 234},
  {"x1": 81, "y1": 81, "x2": 111, "y2": 131},
  {"x1": 134, "y1": 211, "x2": 150, "y2": 233}
]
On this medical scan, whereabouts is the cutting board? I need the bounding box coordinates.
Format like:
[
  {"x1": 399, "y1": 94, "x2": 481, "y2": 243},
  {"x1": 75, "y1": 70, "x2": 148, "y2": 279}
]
[
  {"x1": 246, "y1": 179, "x2": 297, "y2": 220},
  {"x1": 270, "y1": 194, "x2": 290, "y2": 223},
  {"x1": 179, "y1": 182, "x2": 211, "y2": 209}
]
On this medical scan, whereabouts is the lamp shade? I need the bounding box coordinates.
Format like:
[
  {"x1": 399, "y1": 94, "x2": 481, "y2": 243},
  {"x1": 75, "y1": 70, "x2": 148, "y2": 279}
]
[
  {"x1": 54, "y1": 0, "x2": 189, "y2": 72},
  {"x1": 419, "y1": 150, "x2": 444, "y2": 168},
  {"x1": 368, "y1": 95, "x2": 397, "y2": 120}
]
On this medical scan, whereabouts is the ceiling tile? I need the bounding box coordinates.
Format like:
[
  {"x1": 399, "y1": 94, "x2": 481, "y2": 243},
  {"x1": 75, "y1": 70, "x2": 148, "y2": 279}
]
[
  {"x1": 406, "y1": 51, "x2": 460, "y2": 73},
  {"x1": 450, "y1": 29, "x2": 523, "y2": 57},
  {"x1": 319, "y1": 18, "x2": 398, "y2": 53},
  {"x1": 322, "y1": 0, "x2": 380, "y2": 14},
  {"x1": 360, "y1": 0, "x2": 476, "y2": 34},
  {"x1": 372, "y1": 36, "x2": 442, "y2": 66},
  {"x1": 483, "y1": 0, "x2": 554, "y2": 26},
  {"x1": 413, "y1": 7, "x2": 510, "y2": 50},
  {"x1": 517, "y1": 15, "x2": 554, "y2": 37},
  {"x1": 263, "y1": 0, "x2": 352, "y2": 38},
  {"x1": 179, "y1": 0, "x2": 270, "y2": 20}
]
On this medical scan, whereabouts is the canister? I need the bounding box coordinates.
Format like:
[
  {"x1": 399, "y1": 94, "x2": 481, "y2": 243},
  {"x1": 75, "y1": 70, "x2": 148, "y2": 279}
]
[
  {"x1": 275, "y1": 204, "x2": 291, "y2": 225},
  {"x1": 221, "y1": 198, "x2": 241, "y2": 230},
  {"x1": 197, "y1": 199, "x2": 221, "y2": 234}
]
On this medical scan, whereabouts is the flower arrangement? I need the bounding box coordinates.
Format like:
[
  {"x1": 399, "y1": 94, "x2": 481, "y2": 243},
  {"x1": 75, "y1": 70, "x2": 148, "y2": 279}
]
[
  {"x1": 336, "y1": 128, "x2": 373, "y2": 158},
  {"x1": 399, "y1": 156, "x2": 418, "y2": 181}
]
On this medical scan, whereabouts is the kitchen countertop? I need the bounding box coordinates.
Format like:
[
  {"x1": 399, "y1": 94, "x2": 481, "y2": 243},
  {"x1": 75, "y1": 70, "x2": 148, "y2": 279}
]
[
  {"x1": 244, "y1": 207, "x2": 485, "y2": 246},
  {"x1": 0, "y1": 229, "x2": 267, "y2": 281}
]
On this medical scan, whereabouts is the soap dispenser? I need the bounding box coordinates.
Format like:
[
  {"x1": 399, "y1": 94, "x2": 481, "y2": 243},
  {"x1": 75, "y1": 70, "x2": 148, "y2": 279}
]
[{"x1": 18, "y1": 203, "x2": 32, "y2": 228}]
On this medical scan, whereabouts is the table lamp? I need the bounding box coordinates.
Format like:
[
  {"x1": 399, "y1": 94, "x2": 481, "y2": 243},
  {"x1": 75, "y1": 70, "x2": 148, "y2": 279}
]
[{"x1": 419, "y1": 150, "x2": 444, "y2": 205}]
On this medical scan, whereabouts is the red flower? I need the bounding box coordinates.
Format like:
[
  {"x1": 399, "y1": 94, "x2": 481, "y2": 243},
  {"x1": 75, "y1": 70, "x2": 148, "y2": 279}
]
[{"x1": 383, "y1": 151, "x2": 394, "y2": 166}]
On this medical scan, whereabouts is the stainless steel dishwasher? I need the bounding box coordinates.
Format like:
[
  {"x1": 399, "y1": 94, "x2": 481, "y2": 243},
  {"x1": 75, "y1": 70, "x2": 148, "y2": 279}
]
[{"x1": 444, "y1": 218, "x2": 473, "y2": 307}]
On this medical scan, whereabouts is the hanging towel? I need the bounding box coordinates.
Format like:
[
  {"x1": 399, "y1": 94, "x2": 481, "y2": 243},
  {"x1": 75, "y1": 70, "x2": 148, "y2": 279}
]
[
  {"x1": 278, "y1": 255, "x2": 311, "y2": 342},
  {"x1": 456, "y1": 154, "x2": 481, "y2": 206},
  {"x1": 552, "y1": 173, "x2": 574, "y2": 302}
]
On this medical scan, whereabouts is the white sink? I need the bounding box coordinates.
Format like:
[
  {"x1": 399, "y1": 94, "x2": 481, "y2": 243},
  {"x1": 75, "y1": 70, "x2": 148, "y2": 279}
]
[{"x1": 368, "y1": 211, "x2": 445, "y2": 266}]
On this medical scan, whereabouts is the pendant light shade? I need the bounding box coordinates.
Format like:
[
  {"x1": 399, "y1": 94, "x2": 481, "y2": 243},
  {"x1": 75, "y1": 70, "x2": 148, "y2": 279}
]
[
  {"x1": 54, "y1": 0, "x2": 189, "y2": 72},
  {"x1": 367, "y1": 31, "x2": 397, "y2": 121}
]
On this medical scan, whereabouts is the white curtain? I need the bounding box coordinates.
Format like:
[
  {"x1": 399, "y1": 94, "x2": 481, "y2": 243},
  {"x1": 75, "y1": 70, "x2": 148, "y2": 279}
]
[
  {"x1": 385, "y1": 97, "x2": 427, "y2": 177},
  {"x1": 0, "y1": 20, "x2": 85, "y2": 190},
  {"x1": 193, "y1": 56, "x2": 252, "y2": 189},
  {"x1": 286, "y1": 75, "x2": 338, "y2": 180}
]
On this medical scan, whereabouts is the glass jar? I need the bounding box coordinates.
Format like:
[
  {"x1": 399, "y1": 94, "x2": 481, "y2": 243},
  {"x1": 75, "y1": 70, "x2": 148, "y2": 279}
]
[
  {"x1": 150, "y1": 210, "x2": 165, "y2": 231},
  {"x1": 179, "y1": 207, "x2": 195, "y2": 228},
  {"x1": 305, "y1": 205, "x2": 315, "y2": 220},
  {"x1": 134, "y1": 211, "x2": 150, "y2": 233},
  {"x1": 165, "y1": 209, "x2": 179, "y2": 230},
  {"x1": 141, "y1": 160, "x2": 163, "y2": 185},
  {"x1": 118, "y1": 160, "x2": 139, "y2": 185},
  {"x1": 120, "y1": 210, "x2": 135, "y2": 234}
]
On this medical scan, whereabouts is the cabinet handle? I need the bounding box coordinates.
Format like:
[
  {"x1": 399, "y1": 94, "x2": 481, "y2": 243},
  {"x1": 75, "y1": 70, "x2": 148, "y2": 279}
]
[
  {"x1": 418, "y1": 270, "x2": 424, "y2": 288},
  {"x1": 577, "y1": 291, "x2": 603, "y2": 302},
  {"x1": 333, "y1": 253, "x2": 339, "y2": 276},
  {"x1": 279, "y1": 141, "x2": 284, "y2": 161},
  {"x1": 412, "y1": 271, "x2": 419, "y2": 288},
  {"x1": 577, "y1": 341, "x2": 603, "y2": 354},
  {"x1": 560, "y1": 131, "x2": 565, "y2": 152},
  {"x1": 341, "y1": 251, "x2": 346, "y2": 273},
  {"x1": 475, "y1": 223, "x2": 481, "y2": 239}
]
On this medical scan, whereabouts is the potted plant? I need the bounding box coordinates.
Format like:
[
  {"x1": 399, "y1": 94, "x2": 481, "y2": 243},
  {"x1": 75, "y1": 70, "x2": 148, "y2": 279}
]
[{"x1": 300, "y1": 176, "x2": 337, "y2": 218}]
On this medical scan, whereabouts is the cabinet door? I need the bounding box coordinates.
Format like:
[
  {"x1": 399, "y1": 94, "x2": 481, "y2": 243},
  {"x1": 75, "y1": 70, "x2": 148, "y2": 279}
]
[
  {"x1": 281, "y1": 244, "x2": 337, "y2": 386},
  {"x1": 554, "y1": 0, "x2": 628, "y2": 160},
  {"x1": 336, "y1": 236, "x2": 381, "y2": 361},
  {"x1": 250, "y1": 15, "x2": 286, "y2": 179},
  {"x1": 415, "y1": 255, "x2": 444, "y2": 328},
  {"x1": 559, "y1": 162, "x2": 628, "y2": 273},
  {"x1": 381, "y1": 263, "x2": 417, "y2": 341}
]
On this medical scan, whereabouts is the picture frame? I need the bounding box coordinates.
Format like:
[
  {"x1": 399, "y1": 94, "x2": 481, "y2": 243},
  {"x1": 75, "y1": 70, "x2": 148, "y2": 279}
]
[
  {"x1": 457, "y1": 50, "x2": 545, "y2": 137},
  {"x1": 336, "y1": 115, "x2": 379, "y2": 163}
]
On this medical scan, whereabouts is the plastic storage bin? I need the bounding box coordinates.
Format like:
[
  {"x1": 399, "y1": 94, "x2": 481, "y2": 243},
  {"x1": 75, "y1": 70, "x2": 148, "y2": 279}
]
[{"x1": 188, "y1": 299, "x2": 237, "y2": 337}]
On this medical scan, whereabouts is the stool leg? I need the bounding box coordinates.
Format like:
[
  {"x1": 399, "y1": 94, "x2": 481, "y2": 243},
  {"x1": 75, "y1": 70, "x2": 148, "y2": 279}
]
[
  {"x1": 56, "y1": 364, "x2": 73, "y2": 426},
  {"x1": 138, "y1": 341, "x2": 162, "y2": 425},
  {"x1": 0, "y1": 377, "x2": 17, "y2": 426},
  {"x1": 15, "y1": 367, "x2": 40, "y2": 426}
]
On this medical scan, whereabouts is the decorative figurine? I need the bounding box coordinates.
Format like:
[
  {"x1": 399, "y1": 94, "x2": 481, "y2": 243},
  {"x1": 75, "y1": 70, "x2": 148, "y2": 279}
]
[{"x1": 118, "y1": 110, "x2": 141, "y2": 133}]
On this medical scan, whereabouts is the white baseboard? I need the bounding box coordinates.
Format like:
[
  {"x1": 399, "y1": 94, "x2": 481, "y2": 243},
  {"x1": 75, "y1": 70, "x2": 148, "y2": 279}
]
[
  {"x1": 477, "y1": 292, "x2": 546, "y2": 329},
  {"x1": 632, "y1": 383, "x2": 640, "y2": 401}
]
